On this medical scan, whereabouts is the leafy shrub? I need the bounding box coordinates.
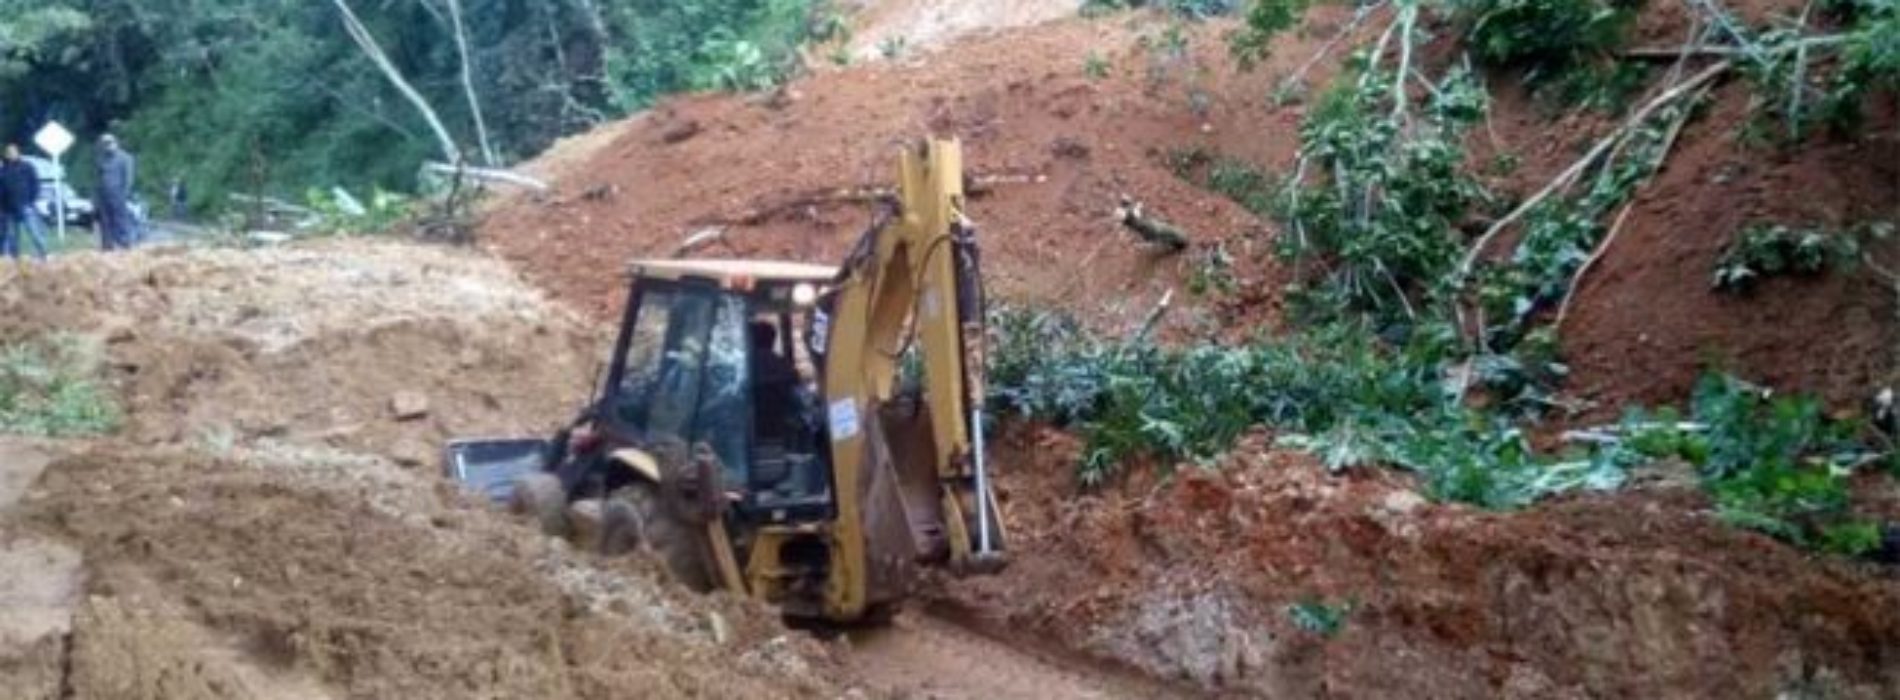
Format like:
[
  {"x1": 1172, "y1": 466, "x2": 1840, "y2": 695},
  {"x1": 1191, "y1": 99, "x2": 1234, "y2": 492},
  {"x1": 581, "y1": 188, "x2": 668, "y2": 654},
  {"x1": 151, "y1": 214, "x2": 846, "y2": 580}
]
[
  {"x1": 1711, "y1": 222, "x2": 1878, "y2": 292},
  {"x1": 0, "y1": 335, "x2": 120, "y2": 437},
  {"x1": 604, "y1": 0, "x2": 822, "y2": 109},
  {"x1": 988, "y1": 308, "x2": 1627, "y2": 504},
  {"x1": 1746, "y1": 0, "x2": 1900, "y2": 136},
  {"x1": 1205, "y1": 158, "x2": 1279, "y2": 216},
  {"x1": 1623, "y1": 374, "x2": 1884, "y2": 552},
  {"x1": 1231, "y1": 0, "x2": 1313, "y2": 68},
  {"x1": 1450, "y1": 0, "x2": 1635, "y2": 76},
  {"x1": 1276, "y1": 62, "x2": 1490, "y2": 327}
]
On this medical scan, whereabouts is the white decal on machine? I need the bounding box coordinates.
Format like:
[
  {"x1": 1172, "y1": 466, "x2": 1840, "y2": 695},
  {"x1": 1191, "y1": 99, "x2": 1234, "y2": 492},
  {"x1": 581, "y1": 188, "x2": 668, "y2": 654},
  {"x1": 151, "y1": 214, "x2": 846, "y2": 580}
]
[{"x1": 828, "y1": 399, "x2": 860, "y2": 441}]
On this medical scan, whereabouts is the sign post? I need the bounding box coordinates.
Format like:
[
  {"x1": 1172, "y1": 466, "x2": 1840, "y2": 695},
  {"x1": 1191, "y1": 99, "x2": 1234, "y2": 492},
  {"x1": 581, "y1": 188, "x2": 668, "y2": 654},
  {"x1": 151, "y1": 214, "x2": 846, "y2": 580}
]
[{"x1": 33, "y1": 121, "x2": 76, "y2": 243}]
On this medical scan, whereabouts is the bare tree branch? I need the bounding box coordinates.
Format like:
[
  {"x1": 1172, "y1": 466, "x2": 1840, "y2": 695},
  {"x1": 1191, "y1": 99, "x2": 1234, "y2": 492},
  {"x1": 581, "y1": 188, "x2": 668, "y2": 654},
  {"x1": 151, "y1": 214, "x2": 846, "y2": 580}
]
[
  {"x1": 444, "y1": 0, "x2": 499, "y2": 166},
  {"x1": 330, "y1": 0, "x2": 463, "y2": 164}
]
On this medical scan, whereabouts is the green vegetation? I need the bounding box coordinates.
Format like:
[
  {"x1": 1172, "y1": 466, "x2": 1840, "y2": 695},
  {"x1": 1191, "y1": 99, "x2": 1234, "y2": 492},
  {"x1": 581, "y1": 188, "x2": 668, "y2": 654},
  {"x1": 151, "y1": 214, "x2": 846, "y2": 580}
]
[
  {"x1": 1084, "y1": 0, "x2": 1245, "y2": 20},
  {"x1": 1274, "y1": 57, "x2": 1490, "y2": 328},
  {"x1": 991, "y1": 0, "x2": 1900, "y2": 555},
  {"x1": 1451, "y1": 0, "x2": 1635, "y2": 76},
  {"x1": 1231, "y1": 0, "x2": 1312, "y2": 67},
  {"x1": 1621, "y1": 375, "x2": 1888, "y2": 554},
  {"x1": 987, "y1": 308, "x2": 1627, "y2": 505},
  {"x1": 1287, "y1": 597, "x2": 1353, "y2": 637},
  {"x1": 1711, "y1": 222, "x2": 1881, "y2": 292},
  {"x1": 0, "y1": 334, "x2": 120, "y2": 437},
  {"x1": 989, "y1": 305, "x2": 1892, "y2": 544},
  {"x1": 0, "y1": 0, "x2": 832, "y2": 213},
  {"x1": 1739, "y1": 0, "x2": 1900, "y2": 138}
]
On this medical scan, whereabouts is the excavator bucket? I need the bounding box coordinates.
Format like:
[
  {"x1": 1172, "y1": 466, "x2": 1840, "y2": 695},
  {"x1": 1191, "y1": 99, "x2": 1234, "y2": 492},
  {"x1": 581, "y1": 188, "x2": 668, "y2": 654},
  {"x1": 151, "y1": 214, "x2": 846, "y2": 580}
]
[{"x1": 443, "y1": 437, "x2": 553, "y2": 504}]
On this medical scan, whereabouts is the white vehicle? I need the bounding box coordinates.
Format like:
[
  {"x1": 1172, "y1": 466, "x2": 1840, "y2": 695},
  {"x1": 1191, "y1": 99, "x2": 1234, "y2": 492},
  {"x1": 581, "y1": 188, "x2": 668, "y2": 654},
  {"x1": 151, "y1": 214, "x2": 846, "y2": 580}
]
[{"x1": 22, "y1": 156, "x2": 94, "y2": 227}]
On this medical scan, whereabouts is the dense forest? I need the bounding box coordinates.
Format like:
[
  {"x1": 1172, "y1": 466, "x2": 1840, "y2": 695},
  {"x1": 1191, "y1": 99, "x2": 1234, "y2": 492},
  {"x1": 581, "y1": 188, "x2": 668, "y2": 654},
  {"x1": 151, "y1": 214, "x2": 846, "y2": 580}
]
[{"x1": 0, "y1": 0, "x2": 826, "y2": 210}]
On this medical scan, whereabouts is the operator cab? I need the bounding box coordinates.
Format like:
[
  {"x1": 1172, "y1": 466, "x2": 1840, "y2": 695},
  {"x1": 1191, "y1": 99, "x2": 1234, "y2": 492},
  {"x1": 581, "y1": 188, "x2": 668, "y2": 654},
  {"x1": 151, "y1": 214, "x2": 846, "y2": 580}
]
[{"x1": 599, "y1": 259, "x2": 838, "y2": 523}]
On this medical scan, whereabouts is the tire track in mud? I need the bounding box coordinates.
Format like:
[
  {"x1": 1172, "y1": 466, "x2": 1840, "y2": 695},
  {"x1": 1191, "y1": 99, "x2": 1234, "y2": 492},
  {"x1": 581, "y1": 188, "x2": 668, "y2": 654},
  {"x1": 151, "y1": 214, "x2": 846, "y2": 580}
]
[{"x1": 844, "y1": 607, "x2": 1190, "y2": 699}]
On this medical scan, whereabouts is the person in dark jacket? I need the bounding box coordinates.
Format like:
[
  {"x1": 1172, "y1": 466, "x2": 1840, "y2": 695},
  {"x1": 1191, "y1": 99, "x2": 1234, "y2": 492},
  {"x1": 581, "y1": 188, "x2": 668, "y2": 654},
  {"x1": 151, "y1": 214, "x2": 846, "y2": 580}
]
[
  {"x1": 0, "y1": 144, "x2": 48, "y2": 261},
  {"x1": 95, "y1": 133, "x2": 138, "y2": 250}
]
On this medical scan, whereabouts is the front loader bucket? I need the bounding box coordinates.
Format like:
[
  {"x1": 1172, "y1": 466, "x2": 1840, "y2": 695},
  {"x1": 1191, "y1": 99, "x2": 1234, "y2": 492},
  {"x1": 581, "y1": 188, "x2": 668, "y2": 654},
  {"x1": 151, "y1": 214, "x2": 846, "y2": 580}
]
[{"x1": 444, "y1": 438, "x2": 553, "y2": 504}]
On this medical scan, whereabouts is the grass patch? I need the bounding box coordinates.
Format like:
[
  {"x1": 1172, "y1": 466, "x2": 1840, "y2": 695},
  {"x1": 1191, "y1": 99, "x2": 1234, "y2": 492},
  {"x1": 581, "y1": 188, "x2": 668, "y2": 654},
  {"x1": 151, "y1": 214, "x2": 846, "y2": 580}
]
[{"x1": 0, "y1": 334, "x2": 121, "y2": 437}]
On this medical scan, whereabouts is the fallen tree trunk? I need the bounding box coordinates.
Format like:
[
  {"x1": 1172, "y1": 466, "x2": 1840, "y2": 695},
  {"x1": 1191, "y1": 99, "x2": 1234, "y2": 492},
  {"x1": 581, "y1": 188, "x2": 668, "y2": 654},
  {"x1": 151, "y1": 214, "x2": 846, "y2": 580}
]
[{"x1": 422, "y1": 162, "x2": 549, "y2": 191}]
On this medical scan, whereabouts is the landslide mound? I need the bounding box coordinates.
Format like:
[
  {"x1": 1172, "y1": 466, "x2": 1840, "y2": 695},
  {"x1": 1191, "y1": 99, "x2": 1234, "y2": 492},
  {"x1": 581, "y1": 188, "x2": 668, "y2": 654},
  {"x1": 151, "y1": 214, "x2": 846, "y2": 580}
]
[
  {"x1": 481, "y1": 14, "x2": 1311, "y2": 339},
  {"x1": 938, "y1": 426, "x2": 1900, "y2": 698},
  {"x1": 483, "y1": 5, "x2": 1895, "y2": 410},
  {"x1": 17, "y1": 444, "x2": 840, "y2": 699},
  {"x1": 0, "y1": 241, "x2": 603, "y2": 461},
  {"x1": 0, "y1": 242, "x2": 850, "y2": 699}
]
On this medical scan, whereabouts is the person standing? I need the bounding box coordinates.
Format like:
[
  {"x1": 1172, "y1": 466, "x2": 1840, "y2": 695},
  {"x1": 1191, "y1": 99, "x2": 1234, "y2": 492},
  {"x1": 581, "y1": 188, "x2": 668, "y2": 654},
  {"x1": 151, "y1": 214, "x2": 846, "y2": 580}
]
[
  {"x1": 0, "y1": 144, "x2": 49, "y2": 261},
  {"x1": 95, "y1": 134, "x2": 138, "y2": 250},
  {"x1": 168, "y1": 175, "x2": 188, "y2": 220}
]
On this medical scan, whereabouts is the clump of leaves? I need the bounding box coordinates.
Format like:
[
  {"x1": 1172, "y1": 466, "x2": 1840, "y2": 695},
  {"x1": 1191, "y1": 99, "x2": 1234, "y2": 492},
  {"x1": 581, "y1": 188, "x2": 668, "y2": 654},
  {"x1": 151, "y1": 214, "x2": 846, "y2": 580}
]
[
  {"x1": 305, "y1": 186, "x2": 411, "y2": 236},
  {"x1": 1231, "y1": 0, "x2": 1313, "y2": 68},
  {"x1": 1085, "y1": 51, "x2": 1113, "y2": 79},
  {"x1": 1287, "y1": 597, "x2": 1353, "y2": 637},
  {"x1": 1711, "y1": 222, "x2": 1876, "y2": 292},
  {"x1": 1205, "y1": 158, "x2": 1280, "y2": 216},
  {"x1": 1622, "y1": 374, "x2": 1886, "y2": 553},
  {"x1": 1450, "y1": 0, "x2": 1635, "y2": 78},
  {"x1": 1276, "y1": 58, "x2": 1490, "y2": 328},
  {"x1": 0, "y1": 334, "x2": 121, "y2": 437},
  {"x1": 1739, "y1": 0, "x2": 1900, "y2": 138}
]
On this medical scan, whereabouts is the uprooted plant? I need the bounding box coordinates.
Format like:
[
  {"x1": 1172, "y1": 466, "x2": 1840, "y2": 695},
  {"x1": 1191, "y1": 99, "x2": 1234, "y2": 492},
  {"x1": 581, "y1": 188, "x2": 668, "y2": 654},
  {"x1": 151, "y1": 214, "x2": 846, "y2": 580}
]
[
  {"x1": 1271, "y1": 7, "x2": 1492, "y2": 329},
  {"x1": 1711, "y1": 220, "x2": 1890, "y2": 291},
  {"x1": 1610, "y1": 375, "x2": 1892, "y2": 555}
]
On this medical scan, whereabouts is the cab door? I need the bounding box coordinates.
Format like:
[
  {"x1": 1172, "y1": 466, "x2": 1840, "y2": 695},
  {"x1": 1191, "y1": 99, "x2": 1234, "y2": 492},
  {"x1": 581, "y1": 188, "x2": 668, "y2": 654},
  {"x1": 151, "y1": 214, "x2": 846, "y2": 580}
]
[{"x1": 600, "y1": 280, "x2": 753, "y2": 488}]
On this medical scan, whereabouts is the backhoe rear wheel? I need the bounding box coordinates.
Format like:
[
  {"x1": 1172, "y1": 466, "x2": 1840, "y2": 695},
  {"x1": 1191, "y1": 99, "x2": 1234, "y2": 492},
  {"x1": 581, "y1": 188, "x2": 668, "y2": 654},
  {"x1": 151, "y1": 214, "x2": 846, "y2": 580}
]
[{"x1": 602, "y1": 483, "x2": 714, "y2": 592}]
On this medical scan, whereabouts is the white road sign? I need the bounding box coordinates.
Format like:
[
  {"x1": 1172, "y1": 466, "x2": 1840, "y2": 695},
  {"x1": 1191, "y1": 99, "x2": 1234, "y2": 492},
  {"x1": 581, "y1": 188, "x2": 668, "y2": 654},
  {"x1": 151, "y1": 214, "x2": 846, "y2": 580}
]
[{"x1": 34, "y1": 121, "x2": 75, "y2": 158}]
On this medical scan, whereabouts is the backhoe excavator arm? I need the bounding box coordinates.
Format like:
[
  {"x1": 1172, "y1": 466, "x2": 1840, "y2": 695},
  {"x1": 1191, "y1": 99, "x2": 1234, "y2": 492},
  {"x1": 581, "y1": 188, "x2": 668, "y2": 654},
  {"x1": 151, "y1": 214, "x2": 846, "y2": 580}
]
[{"x1": 819, "y1": 139, "x2": 1005, "y2": 619}]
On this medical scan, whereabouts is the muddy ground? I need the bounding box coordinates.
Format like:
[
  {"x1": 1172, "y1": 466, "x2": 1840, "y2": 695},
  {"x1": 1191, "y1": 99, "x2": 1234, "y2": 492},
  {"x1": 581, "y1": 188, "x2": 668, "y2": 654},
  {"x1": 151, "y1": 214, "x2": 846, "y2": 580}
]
[
  {"x1": 3, "y1": 1, "x2": 1898, "y2": 699},
  {"x1": 0, "y1": 244, "x2": 846, "y2": 699},
  {"x1": 932, "y1": 425, "x2": 1900, "y2": 698},
  {"x1": 0, "y1": 242, "x2": 1140, "y2": 700}
]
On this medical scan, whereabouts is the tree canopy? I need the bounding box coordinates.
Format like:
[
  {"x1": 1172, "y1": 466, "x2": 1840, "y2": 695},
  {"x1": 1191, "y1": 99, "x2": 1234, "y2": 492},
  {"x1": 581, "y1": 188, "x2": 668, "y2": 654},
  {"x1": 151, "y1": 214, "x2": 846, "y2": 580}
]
[{"x1": 0, "y1": 0, "x2": 823, "y2": 209}]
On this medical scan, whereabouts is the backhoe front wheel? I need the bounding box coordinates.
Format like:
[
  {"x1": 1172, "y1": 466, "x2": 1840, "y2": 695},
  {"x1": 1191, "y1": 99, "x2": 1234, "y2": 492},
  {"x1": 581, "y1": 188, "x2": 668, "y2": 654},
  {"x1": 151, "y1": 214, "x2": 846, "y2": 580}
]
[
  {"x1": 509, "y1": 472, "x2": 568, "y2": 537},
  {"x1": 601, "y1": 483, "x2": 714, "y2": 592}
]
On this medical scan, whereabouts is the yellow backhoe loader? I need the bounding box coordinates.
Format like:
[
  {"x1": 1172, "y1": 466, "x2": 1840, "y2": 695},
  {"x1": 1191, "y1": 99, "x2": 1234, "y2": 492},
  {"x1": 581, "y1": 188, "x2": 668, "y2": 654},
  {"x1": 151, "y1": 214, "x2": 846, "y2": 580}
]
[{"x1": 446, "y1": 139, "x2": 1005, "y2": 623}]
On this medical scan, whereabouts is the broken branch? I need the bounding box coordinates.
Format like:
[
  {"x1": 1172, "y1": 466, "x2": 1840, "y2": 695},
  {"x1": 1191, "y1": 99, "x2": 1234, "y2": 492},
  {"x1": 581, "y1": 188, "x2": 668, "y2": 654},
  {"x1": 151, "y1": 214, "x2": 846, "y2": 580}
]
[{"x1": 1457, "y1": 59, "x2": 1733, "y2": 281}]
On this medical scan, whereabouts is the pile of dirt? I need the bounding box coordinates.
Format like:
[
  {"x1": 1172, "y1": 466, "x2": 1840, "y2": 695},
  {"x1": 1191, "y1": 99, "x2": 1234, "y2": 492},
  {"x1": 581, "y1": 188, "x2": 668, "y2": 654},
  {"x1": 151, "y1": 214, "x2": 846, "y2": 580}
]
[
  {"x1": 0, "y1": 242, "x2": 869, "y2": 699},
  {"x1": 7, "y1": 443, "x2": 842, "y2": 699},
  {"x1": 935, "y1": 425, "x2": 1900, "y2": 698},
  {"x1": 0, "y1": 241, "x2": 604, "y2": 461},
  {"x1": 482, "y1": 3, "x2": 1896, "y2": 411},
  {"x1": 479, "y1": 12, "x2": 1322, "y2": 342}
]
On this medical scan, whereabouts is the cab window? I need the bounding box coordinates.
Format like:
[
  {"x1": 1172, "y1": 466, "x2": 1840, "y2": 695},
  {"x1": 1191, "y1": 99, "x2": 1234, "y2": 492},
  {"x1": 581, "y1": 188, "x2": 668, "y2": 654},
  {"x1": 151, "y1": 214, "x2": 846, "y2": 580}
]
[{"x1": 610, "y1": 284, "x2": 750, "y2": 485}]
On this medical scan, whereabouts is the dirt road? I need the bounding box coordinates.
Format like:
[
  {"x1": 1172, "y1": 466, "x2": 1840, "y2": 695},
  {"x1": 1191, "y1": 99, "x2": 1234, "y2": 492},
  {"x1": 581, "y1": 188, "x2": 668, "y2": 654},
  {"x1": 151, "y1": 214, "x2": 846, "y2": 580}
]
[
  {"x1": 0, "y1": 441, "x2": 81, "y2": 699},
  {"x1": 846, "y1": 609, "x2": 1181, "y2": 699}
]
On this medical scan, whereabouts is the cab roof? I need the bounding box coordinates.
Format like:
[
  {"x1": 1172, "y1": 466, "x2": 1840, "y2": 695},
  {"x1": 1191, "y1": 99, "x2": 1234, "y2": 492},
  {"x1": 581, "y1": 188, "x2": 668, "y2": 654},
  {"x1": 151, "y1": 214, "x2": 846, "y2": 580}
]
[{"x1": 628, "y1": 258, "x2": 837, "y2": 284}]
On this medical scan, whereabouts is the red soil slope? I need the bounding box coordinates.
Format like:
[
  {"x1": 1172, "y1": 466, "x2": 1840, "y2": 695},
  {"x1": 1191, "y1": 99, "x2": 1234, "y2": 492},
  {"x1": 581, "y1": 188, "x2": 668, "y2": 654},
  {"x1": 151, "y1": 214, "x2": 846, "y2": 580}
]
[{"x1": 481, "y1": 6, "x2": 1895, "y2": 411}]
